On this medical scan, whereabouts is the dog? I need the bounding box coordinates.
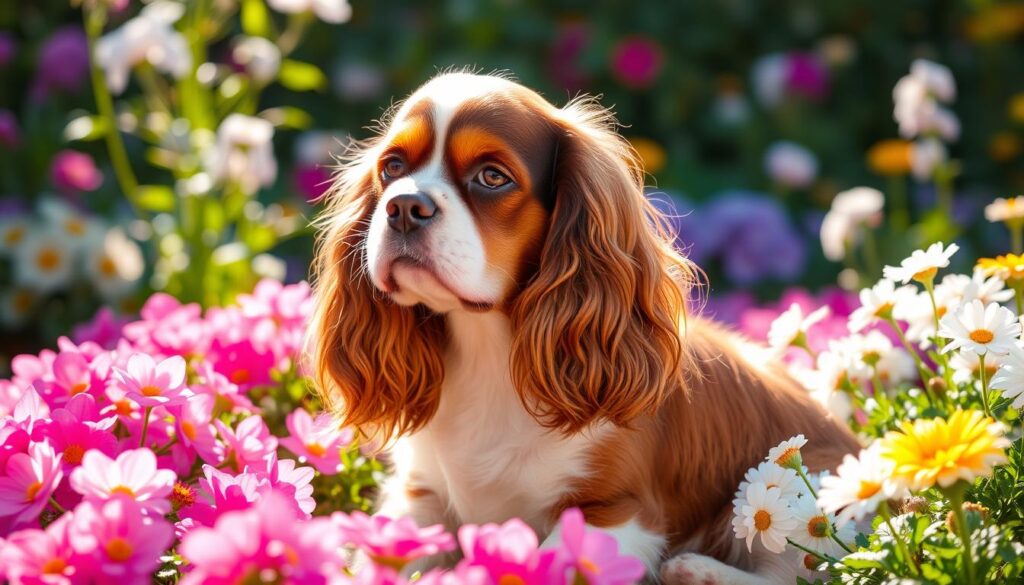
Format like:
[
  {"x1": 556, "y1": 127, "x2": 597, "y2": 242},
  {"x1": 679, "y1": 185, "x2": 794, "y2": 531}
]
[{"x1": 309, "y1": 71, "x2": 860, "y2": 584}]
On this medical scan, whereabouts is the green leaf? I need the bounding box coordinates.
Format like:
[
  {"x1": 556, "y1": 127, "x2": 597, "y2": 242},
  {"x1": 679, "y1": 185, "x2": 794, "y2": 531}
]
[
  {"x1": 842, "y1": 550, "x2": 889, "y2": 570},
  {"x1": 242, "y1": 223, "x2": 278, "y2": 254},
  {"x1": 63, "y1": 116, "x2": 109, "y2": 142},
  {"x1": 259, "y1": 106, "x2": 313, "y2": 130},
  {"x1": 278, "y1": 60, "x2": 327, "y2": 92},
  {"x1": 135, "y1": 185, "x2": 176, "y2": 212},
  {"x1": 241, "y1": 0, "x2": 271, "y2": 37}
]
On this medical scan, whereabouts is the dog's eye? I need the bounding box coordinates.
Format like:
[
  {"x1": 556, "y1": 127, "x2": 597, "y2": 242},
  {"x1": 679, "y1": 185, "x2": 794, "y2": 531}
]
[
  {"x1": 381, "y1": 156, "x2": 407, "y2": 180},
  {"x1": 475, "y1": 166, "x2": 512, "y2": 189}
]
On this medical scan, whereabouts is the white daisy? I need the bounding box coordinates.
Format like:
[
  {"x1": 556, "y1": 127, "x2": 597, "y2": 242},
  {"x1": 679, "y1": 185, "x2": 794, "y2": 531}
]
[
  {"x1": 13, "y1": 230, "x2": 75, "y2": 294},
  {"x1": 897, "y1": 280, "x2": 962, "y2": 345},
  {"x1": 849, "y1": 278, "x2": 917, "y2": 333},
  {"x1": 817, "y1": 444, "x2": 905, "y2": 526},
  {"x1": 94, "y1": 1, "x2": 192, "y2": 95},
  {"x1": 883, "y1": 241, "x2": 959, "y2": 285},
  {"x1": 961, "y1": 269, "x2": 1015, "y2": 306},
  {"x1": 734, "y1": 461, "x2": 802, "y2": 505},
  {"x1": 39, "y1": 199, "x2": 103, "y2": 245},
  {"x1": 734, "y1": 482, "x2": 798, "y2": 553},
  {"x1": 85, "y1": 228, "x2": 145, "y2": 300},
  {"x1": 938, "y1": 299, "x2": 1020, "y2": 356},
  {"x1": 819, "y1": 187, "x2": 884, "y2": 262},
  {"x1": 0, "y1": 215, "x2": 32, "y2": 253},
  {"x1": 951, "y1": 350, "x2": 1002, "y2": 386},
  {"x1": 267, "y1": 0, "x2": 352, "y2": 23},
  {"x1": 847, "y1": 330, "x2": 916, "y2": 386},
  {"x1": 206, "y1": 114, "x2": 277, "y2": 194},
  {"x1": 911, "y1": 137, "x2": 947, "y2": 181},
  {"x1": 985, "y1": 196, "x2": 1024, "y2": 224},
  {"x1": 0, "y1": 287, "x2": 38, "y2": 328},
  {"x1": 768, "y1": 304, "x2": 830, "y2": 353},
  {"x1": 797, "y1": 351, "x2": 855, "y2": 421},
  {"x1": 989, "y1": 344, "x2": 1024, "y2": 410},
  {"x1": 767, "y1": 435, "x2": 808, "y2": 471},
  {"x1": 789, "y1": 495, "x2": 855, "y2": 559},
  {"x1": 764, "y1": 141, "x2": 818, "y2": 189}
]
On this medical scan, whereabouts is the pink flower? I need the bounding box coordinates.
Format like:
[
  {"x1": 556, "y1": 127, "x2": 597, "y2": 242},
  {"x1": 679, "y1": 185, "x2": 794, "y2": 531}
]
[
  {"x1": 457, "y1": 518, "x2": 558, "y2": 584},
  {"x1": 280, "y1": 409, "x2": 352, "y2": 474},
  {"x1": 215, "y1": 415, "x2": 278, "y2": 472},
  {"x1": 49, "y1": 351, "x2": 95, "y2": 405},
  {"x1": 33, "y1": 399, "x2": 118, "y2": 471},
  {"x1": 179, "y1": 490, "x2": 345, "y2": 585},
  {"x1": 114, "y1": 353, "x2": 189, "y2": 408},
  {"x1": 0, "y1": 441, "x2": 63, "y2": 529},
  {"x1": 69, "y1": 449, "x2": 175, "y2": 514},
  {"x1": 259, "y1": 455, "x2": 315, "y2": 517},
  {"x1": 50, "y1": 150, "x2": 102, "y2": 194},
  {"x1": 554, "y1": 508, "x2": 645, "y2": 585},
  {"x1": 294, "y1": 164, "x2": 332, "y2": 202},
  {"x1": 68, "y1": 497, "x2": 173, "y2": 585},
  {"x1": 72, "y1": 307, "x2": 128, "y2": 349},
  {"x1": 121, "y1": 294, "x2": 210, "y2": 357},
  {"x1": 171, "y1": 393, "x2": 224, "y2": 465},
  {"x1": 610, "y1": 36, "x2": 662, "y2": 89},
  {"x1": 0, "y1": 513, "x2": 81, "y2": 584},
  {"x1": 207, "y1": 338, "x2": 275, "y2": 390},
  {"x1": 180, "y1": 465, "x2": 265, "y2": 529},
  {"x1": 333, "y1": 511, "x2": 455, "y2": 569},
  {"x1": 190, "y1": 362, "x2": 255, "y2": 413}
]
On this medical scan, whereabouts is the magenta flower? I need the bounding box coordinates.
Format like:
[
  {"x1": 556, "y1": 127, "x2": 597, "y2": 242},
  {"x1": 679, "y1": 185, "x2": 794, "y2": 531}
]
[
  {"x1": 0, "y1": 419, "x2": 31, "y2": 475},
  {"x1": 554, "y1": 508, "x2": 645, "y2": 585},
  {"x1": 610, "y1": 36, "x2": 662, "y2": 89},
  {"x1": 214, "y1": 415, "x2": 278, "y2": 471},
  {"x1": 294, "y1": 164, "x2": 332, "y2": 202},
  {"x1": 280, "y1": 408, "x2": 352, "y2": 474},
  {"x1": 50, "y1": 150, "x2": 103, "y2": 195},
  {"x1": 50, "y1": 351, "x2": 94, "y2": 405},
  {"x1": 0, "y1": 441, "x2": 63, "y2": 529},
  {"x1": 0, "y1": 513, "x2": 81, "y2": 584},
  {"x1": 114, "y1": 353, "x2": 189, "y2": 408},
  {"x1": 333, "y1": 511, "x2": 455, "y2": 569},
  {"x1": 457, "y1": 518, "x2": 559, "y2": 585},
  {"x1": 69, "y1": 449, "x2": 175, "y2": 514},
  {"x1": 73, "y1": 307, "x2": 128, "y2": 349},
  {"x1": 31, "y1": 27, "x2": 89, "y2": 101},
  {"x1": 171, "y1": 393, "x2": 224, "y2": 465},
  {"x1": 207, "y1": 338, "x2": 275, "y2": 390},
  {"x1": 121, "y1": 294, "x2": 211, "y2": 357},
  {"x1": 258, "y1": 454, "x2": 316, "y2": 517},
  {"x1": 179, "y1": 490, "x2": 345, "y2": 585},
  {"x1": 785, "y1": 52, "x2": 829, "y2": 101},
  {"x1": 33, "y1": 401, "x2": 118, "y2": 471},
  {"x1": 190, "y1": 362, "x2": 255, "y2": 413},
  {"x1": 68, "y1": 497, "x2": 173, "y2": 585},
  {"x1": 0, "y1": 109, "x2": 20, "y2": 148}
]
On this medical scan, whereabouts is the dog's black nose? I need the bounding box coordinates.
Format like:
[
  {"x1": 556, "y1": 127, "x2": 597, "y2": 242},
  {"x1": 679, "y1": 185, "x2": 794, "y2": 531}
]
[{"x1": 386, "y1": 192, "x2": 438, "y2": 234}]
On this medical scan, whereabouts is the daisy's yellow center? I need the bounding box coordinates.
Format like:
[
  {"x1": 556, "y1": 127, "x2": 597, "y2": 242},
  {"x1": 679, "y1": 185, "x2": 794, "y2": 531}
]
[
  {"x1": 862, "y1": 350, "x2": 881, "y2": 366},
  {"x1": 969, "y1": 329, "x2": 994, "y2": 344},
  {"x1": 70, "y1": 382, "x2": 89, "y2": 395},
  {"x1": 873, "y1": 302, "x2": 894, "y2": 318},
  {"x1": 912, "y1": 266, "x2": 938, "y2": 282},
  {"x1": 63, "y1": 444, "x2": 85, "y2": 465},
  {"x1": 140, "y1": 385, "x2": 162, "y2": 397},
  {"x1": 305, "y1": 442, "x2": 327, "y2": 457},
  {"x1": 774, "y1": 447, "x2": 800, "y2": 468},
  {"x1": 41, "y1": 557, "x2": 67, "y2": 575},
  {"x1": 857, "y1": 480, "x2": 882, "y2": 500},
  {"x1": 110, "y1": 485, "x2": 135, "y2": 498},
  {"x1": 36, "y1": 247, "x2": 61, "y2": 271},
  {"x1": 4, "y1": 226, "x2": 25, "y2": 245},
  {"x1": 99, "y1": 256, "x2": 117, "y2": 277},
  {"x1": 754, "y1": 509, "x2": 772, "y2": 531},
  {"x1": 25, "y1": 481, "x2": 42, "y2": 501},
  {"x1": 807, "y1": 515, "x2": 830, "y2": 538},
  {"x1": 65, "y1": 219, "x2": 85, "y2": 236},
  {"x1": 499, "y1": 576, "x2": 526, "y2": 585},
  {"x1": 936, "y1": 306, "x2": 948, "y2": 318},
  {"x1": 181, "y1": 420, "x2": 197, "y2": 440},
  {"x1": 104, "y1": 537, "x2": 133, "y2": 562}
]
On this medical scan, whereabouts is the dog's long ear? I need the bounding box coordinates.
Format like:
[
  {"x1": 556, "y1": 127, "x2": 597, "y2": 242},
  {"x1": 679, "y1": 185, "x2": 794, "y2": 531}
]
[
  {"x1": 308, "y1": 141, "x2": 446, "y2": 444},
  {"x1": 509, "y1": 99, "x2": 694, "y2": 434}
]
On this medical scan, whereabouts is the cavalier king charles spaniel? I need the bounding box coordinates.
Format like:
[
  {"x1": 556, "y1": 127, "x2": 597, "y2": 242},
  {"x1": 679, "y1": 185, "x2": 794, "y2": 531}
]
[{"x1": 310, "y1": 72, "x2": 859, "y2": 584}]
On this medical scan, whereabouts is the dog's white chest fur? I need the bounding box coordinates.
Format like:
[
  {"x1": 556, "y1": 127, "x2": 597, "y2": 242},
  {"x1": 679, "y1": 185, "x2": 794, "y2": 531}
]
[{"x1": 396, "y1": 311, "x2": 595, "y2": 533}]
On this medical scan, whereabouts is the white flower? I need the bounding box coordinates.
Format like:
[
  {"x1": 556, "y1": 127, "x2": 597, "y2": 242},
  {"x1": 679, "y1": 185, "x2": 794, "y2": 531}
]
[
  {"x1": 893, "y1": 60, "x2": 959, "y2": 141},
  {"x1": 267, "y1": 0, "x2": 352, "y2": 23},
  {"x1": 797, "y1": 351, "x2": 854, "y2": 421},
  {"x1": 233, "y1": 37, "x2": 281, "y2": 84},
  {"x1": 13, "y1": 230, "x2": 75, "y2": 294},
  {"x1": 951, "y1": 350, "x2": 1002, "y2": 386},
  {"x1": 734, "y1": 461, "x2": 802, "y2": 505},
  {"x1": 897, "y1": 278, "x2": 962, "y2": 345},
  {"x1": 733, "y1": 482, "x2": 798, "y2": 553},
  {"x1": 910, "y1": 59, "x2": 956, "y2": 102},
  {"x1": 0, "y1": 288, "x2": 37, "y2": 328},
  {"x1": 985, "y1": 196, "x2": 1024, "y2": 224},
  {"x1": 94, "y1": 1, "x2": 192, "y2": 95},
  {"x1": 952, "y1": 270, "x2": 1014, "y2": 306},
  {"x1": 768, "y1": 304, "x2": 830, "y2": 353},
  {"x1": 751, "y1": 53, "x2": 787, "y2": 108},
  {"x1": 764, "y1": 141, "x2": 818, "y2": 189},
  {"x1": 85, "y1": 228, "x2": 145, "y2": 300},
  {"x1": 849, "y1": 278, "x2": 917, "y2": 332},
  {"x1": 767, "y1": 434, "x2": 808, "y2": 470},
  {"x1": 938, "y1": 299, "x2": 1020, "y2": 356},
  {"x1": 817, "y1": 444, "x2": 905, "y2": 526},
  {"x1": 820, "y1": 187, "x2": 885, "y2": 261},
  {"x1": 789, "y1": 495, "x2": 855, "y2": 559},
  {"x1": 39, "y1": 199, "x2": 103, "y2": 245},
  {"x1": 206, "y1": 114, "x2": 277, "y2": 194},
  {"x1": 990, "y1": 344, "x2": 1024, "y2": 410},
  {"x1": 911, "y1": 137, "x2": 947, "y2": 181},
  {"x1": 882, "y1": 241, "x2": 959, "y2": 284},
  {"x1": 0, "y1": 215, "x2": 31, "y2": 253},
  {"x1": 834, "y1": 331, "x2": 916, "y2": 387}
]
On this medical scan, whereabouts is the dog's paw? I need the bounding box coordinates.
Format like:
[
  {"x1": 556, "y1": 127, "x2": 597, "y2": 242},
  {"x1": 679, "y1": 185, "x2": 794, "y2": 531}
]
[{"x1": 659, "y1": 553, "x2": 726, "y2": 585}]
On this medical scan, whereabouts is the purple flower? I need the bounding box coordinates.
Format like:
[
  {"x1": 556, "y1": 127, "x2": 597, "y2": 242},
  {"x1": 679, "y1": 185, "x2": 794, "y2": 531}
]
[
  {"x1": 31, "y1": 27, "x2": 90, "y2": 101},
  {"x1": 610, "y1": 36, "x2": 662, "y2": 89},
  {"x1": 0, "y1": 110, "x2": 20, "y2": 148},
  {"x1": 0, "y1": 32, "x2": 17, "y2": 68},
  {"x1": 294, "y1": 164, "x2": 332, "y2": 203},
  {"x1": 785, "y1": 52, "x2": 829, "y2": 101},
  {"x1": 50, "y1": 150, "x2": 103, "y2": 194}
]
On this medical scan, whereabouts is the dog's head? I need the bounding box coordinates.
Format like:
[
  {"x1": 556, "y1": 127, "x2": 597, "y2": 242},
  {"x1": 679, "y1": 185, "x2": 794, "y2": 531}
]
[{"x1": 311, "y1": 72, "x2": 693, "y2": 441}]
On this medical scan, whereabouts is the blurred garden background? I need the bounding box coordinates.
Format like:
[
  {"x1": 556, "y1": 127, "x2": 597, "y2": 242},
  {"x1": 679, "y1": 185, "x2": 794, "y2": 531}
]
[{"x1": 1, "y1": 0, "x2": 1021, "y2": 356}]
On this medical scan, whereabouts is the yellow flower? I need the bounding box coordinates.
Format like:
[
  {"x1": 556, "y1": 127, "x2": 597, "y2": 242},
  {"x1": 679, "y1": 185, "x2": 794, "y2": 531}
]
[
  {"x1": 977, "y1": 253, "x2": 1024, "y2": 285},
  {"x1": 879, "y1": 410, "x2": 1009, "y2": 491},
  {"x1": 867, "y1": 140, "x2": 912, "y2": 176},
  {"x1": 628, "y1": 137, "x2": 667, "y2": 175}
]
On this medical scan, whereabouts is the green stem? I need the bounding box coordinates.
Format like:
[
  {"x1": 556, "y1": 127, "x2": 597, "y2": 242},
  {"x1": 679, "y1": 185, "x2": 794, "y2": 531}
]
[
  {"x1": 880, "y1": 502, "x2": 920, "y2": 576},
  {"x1": 796, "y1": 467, "x2": 818, "y2": 499},
  {"x1": 978, "y1": 354, "x2": 993, "y2": 418},
  {"x1": 49, "y1": 496, "x2": 67, "y2": 514},
  {"x1": 949, "y1": 491, "x2": 978, "y2": 585},
  {"x1": 871, "y1": 370, "x2": 894, "y2": 425},
  {"x1": 139, "y1": 406, "x2": 153, "y2": 448},
  {"x1": 889, "y1": 175, "x2": 910, "y2": 230},
  {"x1": 786, "y1": 537, "x2": 842, "y2": 565},
  {"x1": 83, "y1": 5, "x2": 142, "y2": 213},
  {"x1": 886, "y1": 317, "x2": 938, "y2": 392},
  {"x1": 1011, "y1": 221, "x2": 1023, "y2": 256},
  {"x1": 1014, "y1": 282, "x2": 1023, "y2": 317},
  {"x1": 862, "y1": 227, "x2": 882, "y2": 280}
]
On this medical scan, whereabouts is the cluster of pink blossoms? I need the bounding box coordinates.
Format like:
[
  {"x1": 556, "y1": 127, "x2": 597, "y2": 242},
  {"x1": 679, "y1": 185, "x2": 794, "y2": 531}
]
[{"x1": 0, "y1": 279, "x2": 643, "y2": 584}]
